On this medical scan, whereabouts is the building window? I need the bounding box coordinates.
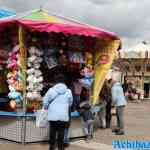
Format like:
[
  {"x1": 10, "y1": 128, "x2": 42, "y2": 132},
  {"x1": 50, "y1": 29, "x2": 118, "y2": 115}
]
[
  {"x1": 146, "y1": 64, "x2": 150, "y2": 72},
  {"x1": 135, "y1": 65, "x2": 141, "y2": 72}
]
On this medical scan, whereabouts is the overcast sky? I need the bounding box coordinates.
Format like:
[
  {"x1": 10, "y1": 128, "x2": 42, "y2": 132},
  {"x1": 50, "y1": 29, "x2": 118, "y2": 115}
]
[{"x1": 0, "y1": 0, "x2": 150, "y2": 49}]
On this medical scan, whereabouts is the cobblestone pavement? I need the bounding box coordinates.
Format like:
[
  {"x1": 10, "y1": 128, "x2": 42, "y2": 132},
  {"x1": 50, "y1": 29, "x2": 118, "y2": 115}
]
[{"x1": 0, "y1": 100, "x2": 150, "y2": 150}]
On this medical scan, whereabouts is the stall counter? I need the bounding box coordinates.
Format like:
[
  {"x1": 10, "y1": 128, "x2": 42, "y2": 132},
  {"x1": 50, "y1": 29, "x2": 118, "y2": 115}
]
[{"x1": 0, "y1": 111, "x2": 84, "y2": 143}]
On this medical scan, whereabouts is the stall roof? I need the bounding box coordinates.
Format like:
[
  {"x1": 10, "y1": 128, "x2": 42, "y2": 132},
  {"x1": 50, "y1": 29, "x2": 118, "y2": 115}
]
[
  {"x1": 0, "y1": 9, "x2": 120, "y2": 40},
  {"x1": 0, "y1": 9, "x2": 15, "y2": 18},
  {"x1": 18, "y1": 9, "x2": 120, "y2": 40}
]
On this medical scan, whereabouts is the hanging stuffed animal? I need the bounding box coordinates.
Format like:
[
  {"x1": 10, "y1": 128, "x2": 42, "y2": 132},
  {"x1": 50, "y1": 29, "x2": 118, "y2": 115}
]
[
  {"x1": 59, "y1": 50, "x2": 68, "y2": 66},
  {"x1": 68, "y1": 52, "x2": 84, "y2": 64},
  {"x1": 27, "y1": 46, "x2": 44, "y2": 101},
  {"x1": 80, "y1": 65, "x2": 94, "y2": 78},
  {"x1": 7, "y1": 44, "x2": 23, "y2": 103},
  {"x1": 0, "y1": 49, "x2": 8, "y2": 69},
  {"x1": 14, "y1": 81, "x2": 24, "y2": 92},
  {"x1": 80, "y1": 65, "x2": 94, "y2": 88},
  {"x1": 8, "y1": 91, "x2": 23, "y2": 103},
  {"x1": 85, "y1": 52, "x2": 93, "y2": 66}
]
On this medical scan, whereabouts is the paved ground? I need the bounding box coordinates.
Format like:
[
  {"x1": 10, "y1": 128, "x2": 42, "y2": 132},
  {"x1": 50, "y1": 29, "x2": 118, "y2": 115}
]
[
  {"x1": 0, "y1": 100, "x2": 150, "y2": 150},
  {"x1": 93, "y1": 100, "x2": 150, "y2": 145}
]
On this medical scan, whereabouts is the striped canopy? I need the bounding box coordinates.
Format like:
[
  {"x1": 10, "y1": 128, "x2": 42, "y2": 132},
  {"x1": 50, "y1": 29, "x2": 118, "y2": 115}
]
[
  {"x1": 18, "y1": 9, "x2": 119, "y2": 39},
  {"x1": 0, "y1": 9, "x2": 15, "y2": 18}
]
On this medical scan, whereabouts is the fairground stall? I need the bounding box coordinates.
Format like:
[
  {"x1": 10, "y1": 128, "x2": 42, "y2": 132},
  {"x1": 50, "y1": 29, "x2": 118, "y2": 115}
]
[
  {"x1": 115, "y1": 42, "x2": 150, "y2": 100},
  {"x1": 0, "y1": 9, "x2": 121, "y2": 143}
]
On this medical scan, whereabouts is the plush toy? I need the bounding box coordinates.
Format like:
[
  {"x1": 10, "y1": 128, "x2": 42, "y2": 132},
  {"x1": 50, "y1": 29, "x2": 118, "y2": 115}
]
[
  {"x1": 68, "y1": 52, "x2": 84, "y2": 63},
  {"x1": 9, "y1": 53, "x2": 17, "y2": 60},
  {"x1": 27, "y1": 62, "x2": 32, "y2": 67},
  {"x1": 34, "y1": 70, "x2": 42, "y2": 77},
  {"x1": 8, "y1": 91, "x2": 23, "y2": 103},
  {"x1": 36, "y1": 50, "x2": 43, "y2": 57},
  {"x1": 80, "y1": 65, "x2": 94, "y2": 88},
  {"x1": 27, "y1": 92, "x2": 33, "y2": 100},
  {"x1": 27, "y1": 75, "x2": 35, "y2": 82},
  {"x1": 85, "y1": 52, "x2": 93, "y2": 65},
  {"x1": 27, "y1": 84, "x2": 34, "y2": 91},
  {"x1": 33, "y1": 63, "x2": 40, "y2": 69},
  {"x1": 36, "y1": 84, "x2": 44, "y2": 91},
  {"x1": 36, "y1": 57, "x2": 43, "y2": 63},
  {"x1": 7, "y1": 78, "x2": 16, "y2": 85},
  {"x1": 7, "y1": 71, "x2": 18, "y2": 80},
  {"x1": 59, "y1": 49, "x2": 64, "y2": 54},
  {"x1": 14, "y1": 81, "x2": 24, "y2": 91},
  {"x1": 27, "y1": 68, "x2": 35, "y2": 75},
  {"x1": 32, "y1": 91, "x2": 42, "y2": 101},
  {"x1": 28, "y1": 46, "x2": 37, "y2": 55},
  {"x1": 80, "y1": 65, "x2": 94, "y2": 78},
  {"x1": 28, "y1": 56, "x2": 37, "y2": 63},
  {"x1": 8, "y1": 85, "x2": 16, "y2": 92},
  {"x1": 27, "y1": 91, "x2": 41, "y2": 101},
  {"x1": 36, "y1": 77, "x2": 43, "y2": 84},
  {"x1": 79, "y1": 78, "x2": 94, "y2": 88},
  {"x1": 45, "y1": 57, "x2": 58, "y2": 69},
  {"x1": 7, "y1": 72, "x2": 14, "y2": 79},
  {"x1": 12, "y1": 45, "x2": 19, "y2": 53}
]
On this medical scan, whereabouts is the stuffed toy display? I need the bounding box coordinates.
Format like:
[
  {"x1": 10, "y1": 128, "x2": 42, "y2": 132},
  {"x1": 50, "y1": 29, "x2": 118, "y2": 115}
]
[
  {"x1": 7, "y1": 45, "x2": 23, "y2": 103},
  {"x1": 26, "y1": 46, "x2": 44, "y2": 101}
]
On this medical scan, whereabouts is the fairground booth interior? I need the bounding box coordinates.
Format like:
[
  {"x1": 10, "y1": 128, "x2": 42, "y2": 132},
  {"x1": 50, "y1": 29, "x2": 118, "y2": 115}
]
[{"x1": 0, "y1": 10, "x2": 121, "y2": 143}]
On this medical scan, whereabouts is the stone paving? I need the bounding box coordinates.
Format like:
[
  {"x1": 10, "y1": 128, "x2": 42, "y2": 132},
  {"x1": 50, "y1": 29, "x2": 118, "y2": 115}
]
[{"x1": 0, "y1": 100, "x2": 150, "y2": 150}]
